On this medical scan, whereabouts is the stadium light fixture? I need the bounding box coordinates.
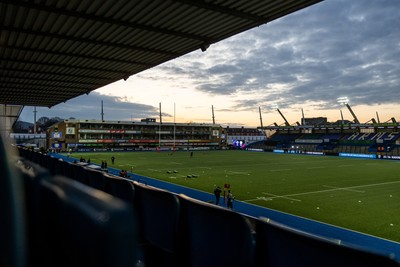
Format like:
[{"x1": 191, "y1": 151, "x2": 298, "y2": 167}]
[
  {"x1": 337, "y1": 97, "x2": 349, "y2": 105},
  {"x1": 271, "y1": 104, "x2": 279, "y2": 110}
]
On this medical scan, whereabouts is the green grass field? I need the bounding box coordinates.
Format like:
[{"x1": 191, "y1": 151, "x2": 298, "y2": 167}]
[{"x1": 74, "y1": 150, "x2": 400, "y2": 243}]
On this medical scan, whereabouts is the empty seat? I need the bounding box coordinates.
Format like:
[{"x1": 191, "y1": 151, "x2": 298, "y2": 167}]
[
  {"x1": 104, "y1": 174, "x2": 135, "y2": 204},
  {"x1": 134, "y1": 182, "x2": 180, "y2": 267},
  {"x1": 179, "y1": 194, "x2": 255, "y2": 267},
  {"x1": 0, "y1": 137, "x2": 27, "y2": 267},
  {"x1": 38, "y1": 176, "x2": 137, "y2": 267},
  {"x1": 85, "y1": 167, "x2": 106, "y2": 191},
  {"x1": 70, "y1": 162, "x2": 89, "y2": 185},
  {"x1": 15, "y1": 158, "x2": 53, "y2": 266},
  {"x1": 255, "y1": 218, "x2": 399, "y2": 267}
]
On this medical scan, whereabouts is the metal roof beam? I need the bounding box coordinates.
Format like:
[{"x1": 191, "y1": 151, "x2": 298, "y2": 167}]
[
  {"x1": 174, "y1": 0, "x2": 268, "y2": 22},
  {"x1": 2, "y1": 58, "x2": 130, "y2": 76},
  {"x1": 2, "y1": 44, "x2": 153, "y2": 67},
  {"x1": 0, "y1": 67, "x2": 114, "y2": 82},
  {"x1": 0, "y1": 76, "x2": 103, "y2": 87},
  {"x1": 3, "y1": 0, "x2": 207, "y2": 42},
  {"x1": 1, "y1": 82, "x2": 95, "y2": 92},
  {"x1": 1, "y1": 26, "x2": 178, "y2": 57}
]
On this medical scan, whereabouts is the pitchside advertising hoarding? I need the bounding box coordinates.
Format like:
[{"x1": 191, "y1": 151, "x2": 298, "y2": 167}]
[
  {"x1": 51, "y1": 132, "x2": 62, "y2": 139},
  {"x1": 51, "y1": 143, "x2": 62, "y2": 149},
  {"x1": 66, "y1": 127, "x2": 75, "y2": 135}
]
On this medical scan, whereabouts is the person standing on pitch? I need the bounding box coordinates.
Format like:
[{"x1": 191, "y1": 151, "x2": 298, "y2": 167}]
[
  {"x1": 111, "y1": 156, "x2": 115, "y2": 165},
  {"x1": 214, "y1": 186, "x2": 222, "y2": 205},
  {"x1": 227, "y1": 190, "x2": 234, "y2": 210}
]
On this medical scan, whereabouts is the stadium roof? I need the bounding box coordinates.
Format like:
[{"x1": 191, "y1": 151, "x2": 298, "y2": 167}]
[{"x1": 0, "y1": 0, "x2": 322, "y2": 108}]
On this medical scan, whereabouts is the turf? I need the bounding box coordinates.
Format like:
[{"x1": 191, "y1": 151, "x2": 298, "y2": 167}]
[{"x1": 74, "y1": 150, "x2": 400, "y2": 243}]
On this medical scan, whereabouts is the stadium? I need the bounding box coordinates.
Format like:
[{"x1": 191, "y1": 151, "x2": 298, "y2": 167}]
[{"x1": 1, "y1": 1, "x2": 400, "y2": 267}]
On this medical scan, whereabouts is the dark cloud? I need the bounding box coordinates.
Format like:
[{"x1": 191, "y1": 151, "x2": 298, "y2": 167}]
[
  {"x1": 20, "y1": 0, "x2": 400, "y2": 123},
  {"x1": 20, "y1": 92, "x2": 159, "y2": 122},
  {"x1": 159, "y1": 0, "x2": 400, "y2": 111}
]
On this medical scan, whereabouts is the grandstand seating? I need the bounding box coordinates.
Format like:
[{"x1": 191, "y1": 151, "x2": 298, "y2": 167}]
[
  {"x1": 38, "y1": 176, "x2": 137, "y2": 267},
  {"x1": 133, "y1": 182, "x2": 181, "y2": 267},
  {"x1": 104, "y1": 174, "x2": 136, "y2": 204},
  {"x1": 251, "y1": 131, "x2": 400, "y2": 155},
  {"x1": 255, "y1": 218, "x2": 398, "y2": 267},
  {"x1": 9, "y1": 145, "x2": 400, "y2": 267},
  {"x1": 15, "y1": 159, "x2": 52, "y2": 266},
  {"x1": 0, "y1": 138, "x2": 26, "y2": 267},
  {"x1": 85, "y1": 167, "x2": 107, "y2": 191},
  {"x1": 12, "y1": 150, "x2": 138, "y2": 267},
  {"x1": 178, "y1": 194, "x2": 255, "y2": 267}
]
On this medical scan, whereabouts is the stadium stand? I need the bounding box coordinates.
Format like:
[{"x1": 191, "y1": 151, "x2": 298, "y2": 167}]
[
  {"x1": 0, "y1": 137, "x2": 26, "y2": 267},
  {"x1": 104, "y1": 174, "x2": 136, "y2": 204},
  {"x1": 134, "y1": 182, "x2": 181, "y2": 267},
  {"x1": 10, "y1": 145, "x2": 400, "y2": 266},
  {"x1": 38, "y1": 176, "x2": 137, "y2": 267},
  {"x1": 255, "y1": 218, "x2": 399, "y2": 267},
  {"x1": 13, "y1": 155, "x2": 138, "y2": 267},
  {"x1": 178, "y1": 194, "x2": 255, "y2": 267},
  {"x1": 249, "y1": 131, "x2": 400, "y2": 157},
  {"x1": 15, "y1": 159, "x2": 52, "y2": 266},
  {"x1": 85, "y1": 167, "x2": 107, "y2": 191}
]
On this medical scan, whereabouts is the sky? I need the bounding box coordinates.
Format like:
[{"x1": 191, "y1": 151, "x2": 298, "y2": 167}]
[{"x1": 20, "y1": 0, "x2": 400, "y2": 128}]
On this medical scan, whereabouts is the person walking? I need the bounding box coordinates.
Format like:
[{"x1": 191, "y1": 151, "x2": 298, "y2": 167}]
[
  {"x1": 227, "y1": 190, "x2": 234, "y2": 210},
  {"x1": 214, "y1": 186, "x2": 222, "y2": 205}
]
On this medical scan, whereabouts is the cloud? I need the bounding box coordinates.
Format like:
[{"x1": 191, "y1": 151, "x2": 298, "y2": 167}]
[
  {"x1": 19, "y1": 0, "x2": 400, "y2": 125},
  {"x1": 20, "y1": 92, "x2": 159, "y2": 122},
  {"x1": 141, "y1": 0, "x2": 400, "y2": 112}
]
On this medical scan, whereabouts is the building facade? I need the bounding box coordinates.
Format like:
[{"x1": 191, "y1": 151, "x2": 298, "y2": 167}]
[
  {"x1": 47, "y1": 119, "x2": 225, "y2": 151},
  {"x1": 225, "y1": 126, "x2": 266, "y2": 149}
]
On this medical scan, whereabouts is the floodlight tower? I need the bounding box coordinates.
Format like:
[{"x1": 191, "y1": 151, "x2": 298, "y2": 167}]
[
  {"x1": 376, "y1": 111, "x2": 381, "y2": 123},
  {"x1": 259, "y1": 107, "x2": 264, "y2": 132},
  {"x1": 337, "y1": 97, "x2": 360, "y2": 124},
  {"x1": 272, "y1": 105, "x2": 290, "y2": 126}
]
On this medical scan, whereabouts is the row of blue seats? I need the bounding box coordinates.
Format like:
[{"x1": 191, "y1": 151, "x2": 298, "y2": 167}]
[{"x1": 8, "y1": 146, "x2": 400, "y2": 267}]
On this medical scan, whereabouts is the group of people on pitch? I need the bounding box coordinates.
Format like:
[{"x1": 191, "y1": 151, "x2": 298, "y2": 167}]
[{"x1": 213, "y1": 184, "x2": 234, "y2": 209}]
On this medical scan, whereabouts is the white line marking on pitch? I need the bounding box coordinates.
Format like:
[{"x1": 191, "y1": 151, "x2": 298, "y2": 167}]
[
  {"x1": 262, "y1": 192, "x2": 301, "y2": 202},
  {"x1": 323, "y1": 185, "x2": 365, "y2": 193},
  {"x1": 277, "y1": 180, "x2": 400, "y2": 199},
  {"x1": 227, "y1": 171, "x2": 250, "y2": 175},
  {"x1": 243, "y1": 180, "x2": 400, "y2": 203},
  {"x1": 270, "y1": 169, "x2": 292, "y2": 172}
]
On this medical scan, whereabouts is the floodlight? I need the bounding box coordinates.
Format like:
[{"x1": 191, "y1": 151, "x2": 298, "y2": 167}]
[
  {"x1": 271, "y1": 104, "x2": 279, "y2": 110},
  {"x1": 337, "y1": 97, "x2": 349, "y2": 105}
]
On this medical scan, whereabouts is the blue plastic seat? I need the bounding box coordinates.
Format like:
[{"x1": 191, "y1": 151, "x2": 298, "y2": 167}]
[
  {"x1": 104, "y1": 174, "x2": 135, "y2": 204},
  {"x1": 0, "y1": 137, "x2": 27, "y2": 267},
  {"x1": 134, "y1": 182, "x2": 180, "y2": 267},
  {"x1": 179, "y1": 194, "x2": 255, "y2": 267},
  {"x1": 85, "y1": 167, "x2": 106, "y2": 191},
  {"x1": 38, "y1": 175, "x2": 137, "y2": 267},
  {"x1": 255, "y1": 218, "x2": 399, "y2": 267},
  {"x1": 15, "y1": 158, "x2": 53, "y2": 266}
]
